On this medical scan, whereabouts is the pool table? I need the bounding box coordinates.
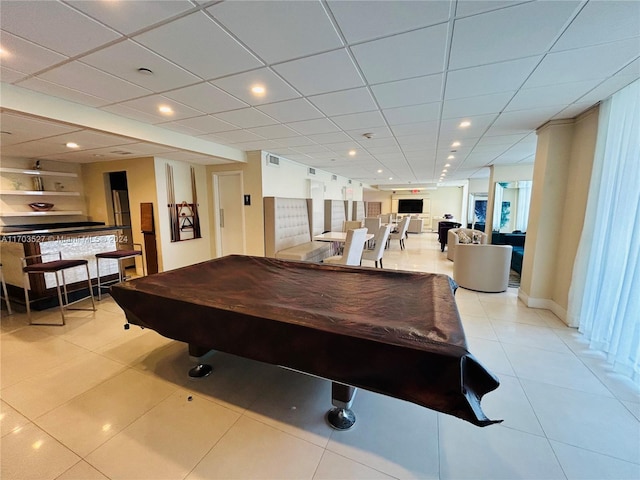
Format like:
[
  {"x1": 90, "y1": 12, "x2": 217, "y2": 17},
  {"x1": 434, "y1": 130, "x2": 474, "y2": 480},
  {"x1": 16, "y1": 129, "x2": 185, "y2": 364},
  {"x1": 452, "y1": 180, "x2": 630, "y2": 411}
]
[{"x1": 110, "y1": 255, "x2": 501, "y2": 429}]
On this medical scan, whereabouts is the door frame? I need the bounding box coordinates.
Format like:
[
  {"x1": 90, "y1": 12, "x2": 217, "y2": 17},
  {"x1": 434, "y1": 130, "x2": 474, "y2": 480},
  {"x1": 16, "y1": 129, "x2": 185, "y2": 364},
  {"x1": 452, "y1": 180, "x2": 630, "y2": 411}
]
[{"x1": 212, "y1": 170, "x2": 246, "y2": 257}]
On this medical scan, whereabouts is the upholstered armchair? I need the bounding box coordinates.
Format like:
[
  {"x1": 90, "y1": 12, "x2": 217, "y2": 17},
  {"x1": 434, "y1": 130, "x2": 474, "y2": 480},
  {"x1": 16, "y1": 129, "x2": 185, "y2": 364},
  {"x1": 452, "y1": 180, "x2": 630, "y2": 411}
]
[
  {"x1": 453, "y1": 244, "x2": 513, "y2": 292},
  {"x1": 447, "y1": 228, "x2": 488, "y2": 261}
]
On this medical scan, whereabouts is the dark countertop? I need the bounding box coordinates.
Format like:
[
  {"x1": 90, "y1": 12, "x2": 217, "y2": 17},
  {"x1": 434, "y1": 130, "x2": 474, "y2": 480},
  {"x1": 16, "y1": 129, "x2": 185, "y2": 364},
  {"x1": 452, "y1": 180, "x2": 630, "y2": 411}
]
[{"x1": 0, "y1": 222, "x2": 129, "y2": 239}]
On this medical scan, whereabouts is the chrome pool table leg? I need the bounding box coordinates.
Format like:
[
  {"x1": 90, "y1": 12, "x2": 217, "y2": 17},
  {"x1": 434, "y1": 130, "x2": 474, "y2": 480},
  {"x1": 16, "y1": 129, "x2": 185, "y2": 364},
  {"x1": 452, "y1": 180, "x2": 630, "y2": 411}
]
[
  {"x1": 327, "y1": 382, "x2": 357, "y2": 430},
  {"x1": 188, "y1": 344, "x2": 213, "y2": 379}
]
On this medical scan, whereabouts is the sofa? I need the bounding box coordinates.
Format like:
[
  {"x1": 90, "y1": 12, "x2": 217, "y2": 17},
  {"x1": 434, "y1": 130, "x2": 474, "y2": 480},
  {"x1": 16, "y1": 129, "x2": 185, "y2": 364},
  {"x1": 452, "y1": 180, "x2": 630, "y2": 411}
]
[
  {"x1": 492, "y1": 232, "x2": 526, "y2": 274},
  {"x1": 264, "y1": 197, "x2": 332, "y2": 262},
  {"x1": 447, "y1": 228, "x2": 488, "y2": 261},
  {"x1": 407, "y1": 216, "x2": 424, "y2": 234}
]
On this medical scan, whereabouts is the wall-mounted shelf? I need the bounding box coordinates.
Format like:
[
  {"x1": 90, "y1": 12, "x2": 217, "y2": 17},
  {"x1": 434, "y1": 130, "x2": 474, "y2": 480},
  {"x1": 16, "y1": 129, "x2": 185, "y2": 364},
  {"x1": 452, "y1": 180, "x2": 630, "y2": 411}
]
[
  {"x1": 0, "y1": 167, "x2": 78, "y2": 178},
  {"x1": 0, "y1": 190, "x2": 80, "y2": 196},
  {"x1": 1, "y1": 211, "x2": 83, "y2": 217}
]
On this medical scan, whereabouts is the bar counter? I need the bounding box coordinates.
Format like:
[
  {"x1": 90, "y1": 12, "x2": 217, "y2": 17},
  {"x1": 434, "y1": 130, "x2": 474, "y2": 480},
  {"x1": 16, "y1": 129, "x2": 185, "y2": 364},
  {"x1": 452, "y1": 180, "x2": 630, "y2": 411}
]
[{"x1": 1, "y1": 222, "x2": 127, "y2": 308}]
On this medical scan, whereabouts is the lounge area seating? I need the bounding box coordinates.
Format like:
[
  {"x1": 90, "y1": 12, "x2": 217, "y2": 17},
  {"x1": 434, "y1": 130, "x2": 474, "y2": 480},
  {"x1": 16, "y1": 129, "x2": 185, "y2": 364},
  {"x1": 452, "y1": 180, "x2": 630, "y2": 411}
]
[
  {"x1": 447, "y1": 228, "x2": 488, "y2": 261},
  {"x1": 453, "y1": 244, "x2": 513, "y2": 292},
  {"x1": 492, "y1": 232, "x2": 526, "y2": 274},
  {"x1": 264, "y1": 197, "x2": 332, "y2": 263}
]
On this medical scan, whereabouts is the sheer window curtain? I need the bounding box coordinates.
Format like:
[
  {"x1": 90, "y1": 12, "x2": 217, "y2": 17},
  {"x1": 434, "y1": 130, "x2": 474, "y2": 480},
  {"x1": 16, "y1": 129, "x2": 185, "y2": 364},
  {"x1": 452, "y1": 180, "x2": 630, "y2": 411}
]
[
  {"x1": 567, "y1": 79, "x2": 640, "y2": 383},
  {"x1": 516, "y1": 182, "x2": 531, "y2": 232}
]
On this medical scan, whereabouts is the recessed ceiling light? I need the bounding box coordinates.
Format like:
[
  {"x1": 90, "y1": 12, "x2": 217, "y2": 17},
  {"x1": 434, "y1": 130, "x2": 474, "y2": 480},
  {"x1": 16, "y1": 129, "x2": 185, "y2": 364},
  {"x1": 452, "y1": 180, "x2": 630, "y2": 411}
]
[
  {"x1": 158, "y1": 105, "x2": 173, "y2": 114},
  {"x1": 377, "y1": 169, "x2": 383, "y2": 173},
  {"x1": 251, "y1": 85, "x2": 266, "y2": 96},
  {"x1": 0, "y1": 47, "x2": 9, "y2": 57},
  {"x1": 451, "y1": 141, "x2": 461, "y2": 147},
  {"x1": 66, "y1": 142, "x2": 79, "y2": 149},
  {"x1": 442, "y1": 169, "x2": 448, "y2": 173},
  {"x1": 348, "y1": 149, "x2": 356, "y2": 156},
  {"x1": 445, "y1": 163, "x2": 451, "y2": 167},
  {"x1": 93, "y1": 154, "x2": 104, "y2": 157},
  {"x1": 459, "y1": 121, "x2": 471, "y2": 128},
  {"x1": 388, "y1": 177, "x2": 393, "y2": 180},
  {"x1": 447, "y1": 155, "x2": 455, "y2": 160}
]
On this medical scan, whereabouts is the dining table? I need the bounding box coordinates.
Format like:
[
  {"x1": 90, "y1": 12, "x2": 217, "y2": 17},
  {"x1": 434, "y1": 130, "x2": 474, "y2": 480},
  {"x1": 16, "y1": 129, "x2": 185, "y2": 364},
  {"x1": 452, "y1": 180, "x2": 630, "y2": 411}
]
[{"x1": 313, "y1": 231, "x2": 375, "y2": 255}]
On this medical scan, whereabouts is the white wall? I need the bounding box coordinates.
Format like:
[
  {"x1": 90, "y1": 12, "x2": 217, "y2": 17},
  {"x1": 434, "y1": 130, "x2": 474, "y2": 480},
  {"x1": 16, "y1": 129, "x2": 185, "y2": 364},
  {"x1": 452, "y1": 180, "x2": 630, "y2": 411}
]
[
  {"x1": 154, "y1": 158, "x2": 211, "y2": 271},
  {"x1": 261, "y1": 152, "x2": 363, "y2": 201}
]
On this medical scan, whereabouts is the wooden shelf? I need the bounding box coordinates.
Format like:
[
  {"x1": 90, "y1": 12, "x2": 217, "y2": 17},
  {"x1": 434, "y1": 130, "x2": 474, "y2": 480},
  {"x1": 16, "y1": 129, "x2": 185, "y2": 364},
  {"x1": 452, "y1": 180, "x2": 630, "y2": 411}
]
[
  {"x1": 0, "y1": 167, "x2": 78, "y2": 178},
  {"x1": 0, "y1": 211, "x2": 83, "y2": 217},
  {"x1": 0, "y1": 190, "x2": 80, "y2": 196}
]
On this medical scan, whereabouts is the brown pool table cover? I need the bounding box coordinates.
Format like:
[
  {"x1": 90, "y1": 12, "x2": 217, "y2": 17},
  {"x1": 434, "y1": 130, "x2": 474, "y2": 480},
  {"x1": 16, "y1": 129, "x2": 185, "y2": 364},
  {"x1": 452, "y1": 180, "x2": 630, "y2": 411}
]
[{"x1": 110, "y1": 255, "x2": 501, "y2": 426}]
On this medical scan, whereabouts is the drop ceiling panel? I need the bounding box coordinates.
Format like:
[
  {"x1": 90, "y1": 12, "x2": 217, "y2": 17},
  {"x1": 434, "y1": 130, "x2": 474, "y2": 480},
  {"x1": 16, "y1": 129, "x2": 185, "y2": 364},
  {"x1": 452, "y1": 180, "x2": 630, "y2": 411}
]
[
  {"x1": 285, "y1": 118, "x2": 340, "y2": 136},
  {"x1": 273, "y1": 49, "x2": 364, "y2": 96},
  {"x1": 17, "y1": 77, "x2": 110, "y2": 107},
  {"x1": 383, "y1": 103, "x2": 440, "y2": 125},
  {"x1": 0, "y1": 113, "x2": 81, "y2": 146},
  {"x1": 247, "y1": 124, "x2": 300, "y2": 140},
  {"x1": 38, "y1": 62, "x2": 153, "y2": 103},
  {"x1": 330, "y1": 111, "x2": 387, "y2": 130},
  {"x1": 442, "y1": 92, "x2": 514, "y2": 119},
  {"x1": 455, "y1": 1, "x2": 529, "y2": 17},
  {"x1": 575, "y1": 74, "x2": 638, "y2": 108},
  {"x1": 0, "y1": 1, "x2": 120, "y2": 56},
  {"x1": 209, "y1": 1, "x2": 342, "y2": 64},
  {"x1": 134, "y1": 11, "x2": 262, "y2": 80},
  {"x1": 345, "y1": 125, "x2": 394, "y2": 140},
  {"x1": 80, "y1": 40, "x2": 201, "y2": 92},
  {"x1": 214, "y1": 108, "x2": 278, "y2": 129},
  {"x1": 256, "y1": 98, "x2": 324, "y2": 124},
  {"x1": 308, "y1": 87, "x2": 377, "y2": 117},
  {"x1": 525, "y1": 38, "x2": 640, "y2": 88},
  {"x1": 328, "y1": 0, "x2": 452, "y2": 44},
  {"x1": 552, "y1": 1, "x2": 640, "y2": 52},
  {"x1": 506, "y1": 79, "x2": 601, "y2": 111},
  {"x1": 491, "y1": 106, "x2": 567, "y2": 133},
  {"x1": 0, "y1": 66, "x2": 26, "y2": 83},
  {"x1": 211, "y1": 68, "x2": 301, "y2": 106},
  {"x1": 68, "y1": 0, "x2": 194, "y2": 35},
  {"x1": 272, "y1": 136, "x2": 317, "y2": 148},
  {"x1": 449, "y1": 1, "x2": 580, "y2": 69},
  {"x1": 210, "y1": 129, "x2": 263, "y2": 144},
  {"x1": 390, "y1": 121, "x2": 439, "y2": 137},
  {"x1": 445, "y1": 56, "x2": 542, "y2": 100},
  {"x1": 162, "y1": 82, "x2": 248, "y2": 114},
  {"x1": 351, "y1": 24, "x2": 448, "y2": 84},
  {"x1": 370, "y1": 74, "x2": 443, "y2": 109},
  {"x1": 101, "y1": 104, "x2": 171, "y2": 124},
  {"x1": 115, "y1": 95, "x2": 205, "y2": 123},
  {"x1": 307, "y1": 132, "x2": 354, "y2": 144},
  {"x1": 162, "y1": 115, "x2": 237, "y2": 134},
  {"x1": 0, "y1": 32, "x2": 68, "y2": 75}
]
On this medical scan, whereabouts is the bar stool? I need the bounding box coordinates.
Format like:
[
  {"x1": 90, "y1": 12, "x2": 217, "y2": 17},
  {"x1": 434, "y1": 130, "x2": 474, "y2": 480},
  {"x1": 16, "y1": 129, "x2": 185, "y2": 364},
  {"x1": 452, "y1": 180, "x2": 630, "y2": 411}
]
[
  {"x1": 22, "y1": 252, "x2": 96, "y2": 326},
  {"x1": 96, "y1": 243, "x2": 145, "y2": 300},
  {"x1": 1, "y1": 264, "x2": 12, "y2": 315}
]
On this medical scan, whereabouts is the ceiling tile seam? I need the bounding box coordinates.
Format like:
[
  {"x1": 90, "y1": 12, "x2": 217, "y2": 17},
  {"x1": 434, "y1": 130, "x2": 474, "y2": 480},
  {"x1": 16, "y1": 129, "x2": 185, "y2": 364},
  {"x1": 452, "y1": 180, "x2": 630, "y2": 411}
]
[
  {"x1": 429, "y1": 2, "x2": 458, "y2": 183},
  {"x1": 322, "y1": 0, "x2": 418, "y2": 183},
  {"x1": 572, "y1": 53, "x2": 640, "y2": 105},
  {"x1": 3, "y1": 0, "x2": 218, "y2": 87},
  {"x1": 452, "y1": 0, "x2": 536, "y2": 20},
  {"x1": 323, "y1": 0, "x2": 454, "y2": 48}
]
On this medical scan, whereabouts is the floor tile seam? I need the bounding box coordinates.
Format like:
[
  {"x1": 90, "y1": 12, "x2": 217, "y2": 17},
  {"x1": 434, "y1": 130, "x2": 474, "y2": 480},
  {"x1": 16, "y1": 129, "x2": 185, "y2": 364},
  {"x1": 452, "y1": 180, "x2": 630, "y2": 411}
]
[
  {"x1": 493, "y1": 336, "x2": 578, "y2": 355},
  {"x1": 59, "y1": 378, "x2": 180, "y2": 460},
  {"x1": 10, "y1": 420, "x2": 82, "y2": 466},
  {"x1": 511, "y1": 368, "x2": 618, "y2": 399},
  {"x1": 239, "y1": 407, "x2": 332, "y2": 449},
  {"x1": 322, "y1": 441, "x2": 410, "y2": 480},
  {"x1": 576, "y1": 356, "x2": 640, "y2": 404},
  {"x1": 313, "y1": 448, "x2": 404, "y2": 480},
  {"x1": 548, "y1": 437, "x2": 640, "y2": 466}
]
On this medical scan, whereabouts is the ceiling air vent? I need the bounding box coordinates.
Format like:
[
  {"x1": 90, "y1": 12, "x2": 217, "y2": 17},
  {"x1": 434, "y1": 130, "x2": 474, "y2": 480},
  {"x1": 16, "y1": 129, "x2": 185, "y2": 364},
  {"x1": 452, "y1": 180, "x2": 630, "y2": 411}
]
[
  {"x1": 331, "y1": 174, "x2": 337, "y2": 181},
  {"x1": 266, "y1": 154, "x2": 280, "y2": 167},
  {"x1": 308, "y1": 167, "x2": 316, "y2": 175}
]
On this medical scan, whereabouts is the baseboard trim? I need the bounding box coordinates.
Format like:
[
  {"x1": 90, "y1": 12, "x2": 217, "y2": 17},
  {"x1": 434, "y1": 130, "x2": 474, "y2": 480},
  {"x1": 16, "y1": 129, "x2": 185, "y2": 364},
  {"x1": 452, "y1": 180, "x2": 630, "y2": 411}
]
[{"x1": 517, "y1": 289, "x2": 570, "y2": 325}]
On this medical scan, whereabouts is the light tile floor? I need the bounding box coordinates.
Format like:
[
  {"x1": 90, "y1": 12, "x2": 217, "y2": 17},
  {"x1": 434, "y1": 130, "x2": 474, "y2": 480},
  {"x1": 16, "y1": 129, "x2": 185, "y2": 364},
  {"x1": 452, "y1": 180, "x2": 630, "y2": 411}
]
[{"x1": 2, "y1": 232, "x2": 639, "y2": 479}]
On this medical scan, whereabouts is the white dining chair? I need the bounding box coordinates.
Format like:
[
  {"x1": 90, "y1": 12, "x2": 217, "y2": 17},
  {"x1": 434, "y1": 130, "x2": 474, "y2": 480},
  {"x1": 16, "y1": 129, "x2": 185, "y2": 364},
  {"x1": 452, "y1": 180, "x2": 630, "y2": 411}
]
[
  {"x1": 389, "y1": 216, "x2": 410, "y2": 249},
  {"x1": 361, "y1": 224, "x2": 392, "y2": 268},
  {"x1": 323, "y1": 228, "x2": 368, "y2": 266}
]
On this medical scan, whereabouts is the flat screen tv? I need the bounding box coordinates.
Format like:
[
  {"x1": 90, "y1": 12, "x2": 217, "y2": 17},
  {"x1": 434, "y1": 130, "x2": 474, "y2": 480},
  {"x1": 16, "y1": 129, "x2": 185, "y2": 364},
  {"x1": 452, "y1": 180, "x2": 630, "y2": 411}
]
[{"x1": 398, "y1": 199, "x2": 423, "y2": 214}]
